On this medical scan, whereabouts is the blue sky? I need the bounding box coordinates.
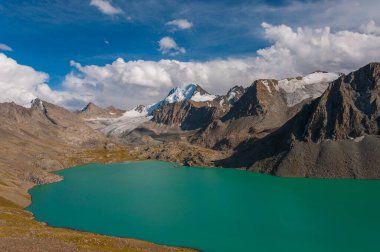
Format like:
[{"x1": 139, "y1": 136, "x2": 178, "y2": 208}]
[
  {"x1": 0, "y1": 0, "x2": 317, "y2": 88},
  {"x1": 1, "y1": 0, "x2": 380, "y2": 109}
]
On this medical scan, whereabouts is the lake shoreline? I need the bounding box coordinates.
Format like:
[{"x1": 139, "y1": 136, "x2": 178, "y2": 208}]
[
  {"x1": 0, "y1": 147, "x2": 197, "y2": 252},
  {"x1": 27, "y1": 161, "x2": 380, "y2": 252}
]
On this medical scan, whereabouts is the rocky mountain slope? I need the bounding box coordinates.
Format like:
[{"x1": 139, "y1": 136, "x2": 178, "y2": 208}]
[
  {"x1": 77, "y1": 65, "x2": 380, "y2": 179},
  {"x1": 0, "y1": 99, "x2": 108, "y2": 206},
  {"x1": 0, "y1": 99, "x2": 191, "y2": 251},
  {"x1": 83, "y1": 83, "x2": 245, "y2": 143},
  {"x1": 78, "y1": 102, "x2": 125, "y2": 119},
  {"x1": 150, "y1": 84, "x2": 243, "y2": 130},
  {"x1": 217, "y1": 63, "x2": 380, "y2": 178},
  {"x1": 304, "y1": 63, "x2": 380, "y2": 142},
  {"x1": 190, "y1": 72, "x2": 340, "y2": 150},
  {"x1": 1, "y1": 62, "x2": 379, "y2": 252},
  {"x1": 3, "y1": 63, "x2": 377, "y2": 184}
]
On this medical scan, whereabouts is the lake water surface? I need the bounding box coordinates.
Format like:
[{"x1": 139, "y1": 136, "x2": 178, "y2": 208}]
[{"x1": 27, "y1": 161, "x2": 380, "y2": 252}]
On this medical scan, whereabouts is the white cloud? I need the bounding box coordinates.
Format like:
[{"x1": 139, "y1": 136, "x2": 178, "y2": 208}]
[
  {"x1": 0, "y1": 43, "x2": 12, "y2": 51},
  {"x1": 63, "y1": 57, "x2": 257, "y2": 108},
  {"x1": 158, "y1": 36, "x2": 186, "y2": 56},
  {"x1": 257, "y1": 22, "x2": 380, "y2": 76},
  {"x1": 166, "y1": 19, "x2": 193, "y2": 30},
  {"x1": 0, "y1": 53, "x2": 47, "y2": 106},
  {"x1": 0, "y1": 53, "x2": 90, "y2": 109},
  {"x1": 90, "y1": 0, "x2": 123, "y2": 15},
  {"x1": 360, "y1": 20, "x2": 380, "y2": 35},
  {"x1": 158, "y1": 37, "x2": 186, "y2": 56},
  {"x1": 63, "y1": 23, "x2": 380, "y2": 109},
  {"x1": 2, "y1": 22, "x2": 380, "y2": 110}
]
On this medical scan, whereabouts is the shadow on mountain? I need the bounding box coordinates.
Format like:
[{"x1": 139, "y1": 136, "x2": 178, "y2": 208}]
[{"x1": 214, "y1": 100, "x2": 315, "y2": 172}]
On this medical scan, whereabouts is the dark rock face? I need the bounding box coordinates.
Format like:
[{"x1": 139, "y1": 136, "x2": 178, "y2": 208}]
[
  {"x1": 223, "y1": 79, "x2": 283, "y2": 120},
  {"x1": 181, "y1": 105, "x2": 217, "y2": 130},
  {"x1": 190, "y1": 79, "x2": 300, "y2": 150},
  {"x1": 304, "y1": 63, "x2": 380, "y2": 142},
  {"x1": 151, "y1": 101, "x2": 217, "y2": 130}
]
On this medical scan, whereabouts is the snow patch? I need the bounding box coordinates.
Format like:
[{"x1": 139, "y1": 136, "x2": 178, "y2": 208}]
[
  {"x1": 276, "y1": 72, "x2": 340, "y2": 107},
  {"x1": 219, "y1": 99, "x2": 224, "y2": 107},
  {"x1": 123, "y1": 109, "x2": 148, "y2": 118},
  {"x1": 84, "y1": 83, "x2": 218, "y2": 138},
  {"x1": 165, "y1": 84, "x2": 197, "y2": 103},
  {"x1": 86, "y1": 109, "x2": 150, "y2": 137},
  {"x1": 261, "y1": 80, "x2": 272, "y2": 94},
  {"x1": 191, "y1": 92, "x2": 217, "y2": 102},
  {"x1": 228, "y1": 91, "x2": 236, "y2": 102}
]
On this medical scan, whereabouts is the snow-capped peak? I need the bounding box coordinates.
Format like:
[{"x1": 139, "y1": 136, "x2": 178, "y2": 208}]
[
  {"x1": 165, "y1": 84, "x2": 197, "y2": 103},
  {"x1": 122, "y1": 83, "x2": 217, "y2": 117},
  {"x1": 276, "y1": 71, "x2": 341, "y2": 107},
  {"x1": 164, "y1": 83, "x2": 216, "y2": 103}
]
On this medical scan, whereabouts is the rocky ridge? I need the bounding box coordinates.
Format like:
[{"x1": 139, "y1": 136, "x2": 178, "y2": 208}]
[
  {"x1": 217, "y1": 63, "x2": 380, "y2": 178},
  {"x1": 190, "y1": 72, "x2": 339, "y2": 150},
  {"x1": 78, "y1": 102, "x2": 125, "y2": 119}
]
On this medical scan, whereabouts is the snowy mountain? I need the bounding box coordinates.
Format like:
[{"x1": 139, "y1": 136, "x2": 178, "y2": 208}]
[
  {"x1": 85, "y1": 83, "x2": 219, "y2": 135},
  {"x1": 85, "y1": 72, "x2": 341, "y2": 136},
  {"x1": 165, "y1": 84, "x2": 216, "y2": 103},
  {"x1": 123, "y1": 83, "x2": 218, "y2": 118}
]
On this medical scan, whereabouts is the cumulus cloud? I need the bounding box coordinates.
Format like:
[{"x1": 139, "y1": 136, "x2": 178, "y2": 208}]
[
  {"x1": 0, "y1": 53, "x2": 49, "y2": 106},
  {"x1": 0, "y1": 43, "x2": 12, "y2": 51},
  {"x1": 62, "y1": 23, "x2": 380, "y2": 109},
  {"x1": 0, "y1": 53, "x2": 90, "y2": 108},
  {"x1": 90, "y1": 0, "x2": 123, "y2": 15},
  {"x1": 258, "y1": 22, "x2": 380, "y2": 76},
  {"x1": 360, "y1": 20, "x2": 380, "y2": 35},
  {"x1": 62, "y1": 58, "x2": 257, "y2": 108},
  {"x1": 3, "y1": 22, "x2": 380, "y2": 110},
  {"x1": 158, "y1": 36, "x2": 186, "y2": 56},
  {"x1": 166, "y1": 19, "x2": 193, "y2": 30}
]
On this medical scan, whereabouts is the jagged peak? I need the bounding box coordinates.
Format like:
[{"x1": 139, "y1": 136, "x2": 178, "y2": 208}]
[
  {"x1": 343, "y1": 62, "x2": 380, "y2": 91},
  {"x1": 351, "y1": 62, "x2": 380, "y2": 76},
  {"x1": 81, "y1": 102, "x2": 100, "y2": 112},
  {"x1": 31, "y1": 98, "x2": 46, "y2": 110},
  {"x1": 300, "y1": 62, "x2": 380, "y2": 143},
  {"x1": 165, "y1": 83, "x2": 216, "y2": 104},
  {"x1": 227, "y1": 85, "x2": 244, "y2": 94},
  {"x1": 366, "y1": 62, "x2": 380, "y2": 68},
  {"x1": 122, "y1": 83, "x2": 218, "y2": 118},
  {"x1": 226, "y1": 85, "x2": 245, "y2": 103}
]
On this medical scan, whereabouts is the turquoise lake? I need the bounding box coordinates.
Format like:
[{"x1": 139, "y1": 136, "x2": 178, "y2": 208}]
[{"x1": 27, "y1": 161, "x2": 380, "y2": 252}]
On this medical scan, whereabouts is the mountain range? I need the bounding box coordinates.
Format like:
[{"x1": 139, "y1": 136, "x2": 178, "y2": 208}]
[
  {"x1": 75, "y1": 63, "x2": 380, "y2": 178},
  {"x1": 1, "y1": 63, "x2": 380, "y2": 206}
]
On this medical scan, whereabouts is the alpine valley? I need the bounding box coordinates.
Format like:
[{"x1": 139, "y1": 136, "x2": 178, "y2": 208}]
[
  {"x1": 1, "y1": 62, "x2": 380, "y2": 251},
  {"x1": 79, "y1": 62, "x2": 380, "y2": 178}
]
